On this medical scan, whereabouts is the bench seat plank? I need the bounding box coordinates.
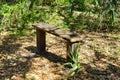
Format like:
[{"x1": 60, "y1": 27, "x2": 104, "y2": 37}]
[{"x1": 33, "y1": 23, "x2": 80, "y2": 43}]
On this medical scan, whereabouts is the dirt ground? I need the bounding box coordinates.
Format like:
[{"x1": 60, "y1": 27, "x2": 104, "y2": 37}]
[{"x1": 0, "y1": 31, "x2": 120, "y2": 80}]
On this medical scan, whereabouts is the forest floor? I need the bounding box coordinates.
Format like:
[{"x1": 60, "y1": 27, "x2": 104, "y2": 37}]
[{"x1": 0, "y1": 31, "x2": 120, "y2": 80}]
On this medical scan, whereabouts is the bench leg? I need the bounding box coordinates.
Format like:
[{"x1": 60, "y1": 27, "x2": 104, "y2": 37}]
[
  {"x1": 36, "y1": 28, "x2": 46, "y2": 53},
  {"x1": 67, "y1": 42, "x2": 78, "y2": 62}
]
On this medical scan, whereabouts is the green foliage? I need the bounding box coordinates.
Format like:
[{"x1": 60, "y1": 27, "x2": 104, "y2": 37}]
[
  {"x1": 0, "y1": 1, "x2": 38, "y2": 36},
  {"x1": 27, "y1": 77, "x2": 36, "y2": 80},
  {"x1": 92, "y1": 0, "x2": 118, "y2": 30},
  {"x1": 63, "y1": 0, "x2": 118, "y2": 31},
  {"x1": 0, "y1": 1, "x2": 27, "y2": 32},
  {"x1": 63, "y1": 44, "x2": 81, "y2": 79},
  {"x1": 23, "y1": 68, "x2": 28, "y2": 78},
  {"x1": 0, "y1": 0, "x2": 119, "y2": 34}
]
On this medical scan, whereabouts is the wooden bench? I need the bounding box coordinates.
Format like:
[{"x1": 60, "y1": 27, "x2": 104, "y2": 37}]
[{"x1": 32, "y1": 23, "x2": 81, "y2": 61}]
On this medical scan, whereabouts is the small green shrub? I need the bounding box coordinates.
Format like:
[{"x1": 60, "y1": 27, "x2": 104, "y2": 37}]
[{"x1": 63, "y1": 44, "x2": 81, "y2": 79}]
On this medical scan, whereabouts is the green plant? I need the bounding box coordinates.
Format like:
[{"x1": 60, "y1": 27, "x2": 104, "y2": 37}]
[
  {"x1": 23, "y1": 68, "x2": 28, "y2": 78},
  {"x1": 0, "y1": 0, "x2": 119, "y2": 34},
  {"x1": 63, "y1": 44, "x2": 81, "y2": 79},
  {"x1": 0, "y1": 0, "x2": 41, "y2": 35},
  {"x1": 27, "y1": 76, "x2": 36, "y2": 80},
  {"x1": 92, "y1": 0, "x2": 118, "y2": 29},
  {"x1": 117, "y1": 35, "x2": 120, "y2": 39}
]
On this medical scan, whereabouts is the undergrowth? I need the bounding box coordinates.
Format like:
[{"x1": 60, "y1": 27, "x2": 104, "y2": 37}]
[
  {"x1": 63, "y1": 44, "x2": 81, "y2": 80},
  {"x1": 0, "y1": 0, "x2": 119, "y2": 36}
]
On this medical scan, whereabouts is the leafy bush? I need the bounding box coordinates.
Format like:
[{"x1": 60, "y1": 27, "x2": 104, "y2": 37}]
[
  {"x1": 91, "y1": 0, "x2": 118, "y2": 30},
  {"x1": 0, "y1": 0, "x2": 119, "y2": 34}
]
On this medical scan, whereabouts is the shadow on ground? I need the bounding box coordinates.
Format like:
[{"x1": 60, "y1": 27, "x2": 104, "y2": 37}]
[
  {"x1": 84, "y1": 62, "x2": 120, "y2": 80},
  {"x1": 25, "y1": 46, "x2": 66, "y2": 63},
  {"x1": 0, "y1": 34, "x2": 32, "y2": 80},
  {"x1": 0, "y1": 57, "x2": 31, "y2": 80},
  {"x1": 0, "y1": 34, "x2": 21, "y2": 54}
]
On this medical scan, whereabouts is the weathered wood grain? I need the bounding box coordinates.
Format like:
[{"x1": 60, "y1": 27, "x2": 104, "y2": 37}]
[
  {"x1": 36, "y1": 28, "x2": 46, "y2": 53},
  {"x1": 33, "y1": 23, "x2": 80, "y2": 43}
]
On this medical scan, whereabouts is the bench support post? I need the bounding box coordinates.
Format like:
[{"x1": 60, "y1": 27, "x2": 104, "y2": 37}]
[
  {"x1": 67, "y1": 42, "x2": 78, "y2": 62},
  {"x1": 36, "y1": 28, "x2": 46, "y2": 53}
]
